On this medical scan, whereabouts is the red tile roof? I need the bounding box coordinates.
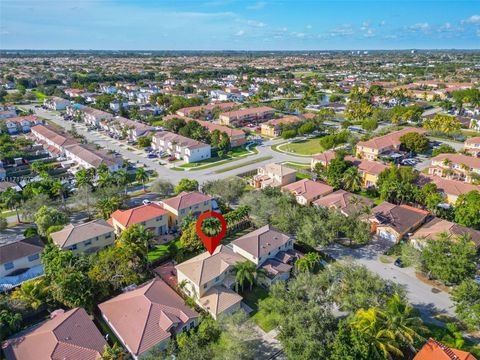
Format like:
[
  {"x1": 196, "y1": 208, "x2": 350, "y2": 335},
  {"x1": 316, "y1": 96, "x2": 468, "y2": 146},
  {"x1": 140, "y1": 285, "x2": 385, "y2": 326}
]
[
  {"x1": 111, "y1": 203, "x2": 167, "y2": 227},
  {"x1": 161, "y1": 191, "x2": 212, "y2": 212},
  {"x1": 357, "y1": 127, "x2": 426, "y2": 151},
  {"x1": 98, "y1": 279, "x2": 198, "y2": 356},
  {"x1": 2, "y1": 308, "x2": 107, "y2": 360},
  {"x1": 414, "y1": 338, "x2": 477, "y2": 360}
]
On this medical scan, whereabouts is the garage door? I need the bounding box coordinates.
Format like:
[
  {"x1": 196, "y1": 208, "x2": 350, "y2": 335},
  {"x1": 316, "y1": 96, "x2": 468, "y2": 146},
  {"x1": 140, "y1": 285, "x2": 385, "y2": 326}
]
[{"x1": 378, "y1": 230, "x2": 397, "y2": 242}]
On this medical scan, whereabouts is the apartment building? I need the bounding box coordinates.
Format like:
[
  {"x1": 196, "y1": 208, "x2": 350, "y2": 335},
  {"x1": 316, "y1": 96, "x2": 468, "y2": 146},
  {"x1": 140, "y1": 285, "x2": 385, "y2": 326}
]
[
  {"x1": 219, "y1": 106, "x2": 275, "y2": 126},
  {"x1": 2, "y1": 115, "x2": 42, "y2": 134},
  {"x1": 356, "y1": 127, "x2": 427, "y2": 160},
  {"x1": 260, "y1": 115, "x2": 305, "y2": 137},
  {"x1": 66, "y1": 105, "x2": 113, "y2": 126},
  {"x1": 417, "y1": 175, "x2": 480, "y2": 205},
  {"x1": 31, "y1": 124, "x2": 77, "y2": 154},
  {"x1": 176, "y1": 102, "x2": 236, "y2": 118},
  {"x1": 64, "y1": 143, "x2": 122, "y2": 172},
  {"x1": 429, "y1": 153, "x2": 480, "y2": 184},
  {"x1": 49, "y1": 219, "x2": 115, "y2": 254},
  {"x1": 151, "y1": 131, "x2": 211, "y2": 163}
]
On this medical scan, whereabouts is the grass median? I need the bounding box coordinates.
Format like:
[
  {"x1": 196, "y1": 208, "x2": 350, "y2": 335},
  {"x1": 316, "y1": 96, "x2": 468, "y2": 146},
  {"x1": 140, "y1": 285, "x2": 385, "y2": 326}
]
[{"x1": 213, "y1": 156, "x2": 273, "y2": 174}]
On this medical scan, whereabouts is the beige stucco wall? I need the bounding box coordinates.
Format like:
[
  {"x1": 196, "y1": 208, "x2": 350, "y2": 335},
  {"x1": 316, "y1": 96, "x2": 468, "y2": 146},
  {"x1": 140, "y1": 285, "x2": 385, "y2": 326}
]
[{"x1": 0, "y1": 253, "x2": 42, "y2": 278}]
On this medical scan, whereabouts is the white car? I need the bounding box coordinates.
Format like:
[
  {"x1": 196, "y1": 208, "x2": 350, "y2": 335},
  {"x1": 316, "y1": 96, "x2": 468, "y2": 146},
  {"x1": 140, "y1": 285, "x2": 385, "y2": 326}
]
[{"x1": 142, "y1": 199, "x2": 151, "y2": 205}]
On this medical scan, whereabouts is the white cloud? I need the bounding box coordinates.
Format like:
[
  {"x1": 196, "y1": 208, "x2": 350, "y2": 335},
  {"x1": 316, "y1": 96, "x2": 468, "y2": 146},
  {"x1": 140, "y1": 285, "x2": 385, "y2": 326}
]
[
  {"x1": 247, "y1": 20, "x2": 265, "y2": 28},
  {"x1": 408, "y1": 22, "x2": 430, "y2": 32},
  {"x1": 235, "y1": 29, "x2": 245, "y2": 36},
  {"x1": 465, "y1": 15, "x2": 480, "y2": 24},
  {"x1": 329, "y1": 24, "x2": 354, "y2": 37},
  {"x1": 247, "y1": 1, "x2": 266, "y2": 10}
]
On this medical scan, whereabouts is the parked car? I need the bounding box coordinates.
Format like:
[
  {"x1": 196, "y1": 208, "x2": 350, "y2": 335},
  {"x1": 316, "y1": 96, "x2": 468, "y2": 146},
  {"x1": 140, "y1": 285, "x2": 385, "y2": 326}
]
[
  {"x1": 394, "y1": 258, "x2": 403, "y2": 268},
  {"x1": 142, "y1": 199, "x2": 151, "y2": 205},
  {"x1": 147, "y1": 153, "x2": 158, "y2": 158},
  {"x1": 168, "y1": 156, "x2": 176, "y2": 162}
]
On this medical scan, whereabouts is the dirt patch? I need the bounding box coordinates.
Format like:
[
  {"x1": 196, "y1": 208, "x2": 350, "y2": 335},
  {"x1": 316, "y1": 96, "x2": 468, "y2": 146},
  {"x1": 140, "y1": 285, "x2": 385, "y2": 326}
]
[{"x1": 415, "y1": 272, "x2": 452, "y2": 294}]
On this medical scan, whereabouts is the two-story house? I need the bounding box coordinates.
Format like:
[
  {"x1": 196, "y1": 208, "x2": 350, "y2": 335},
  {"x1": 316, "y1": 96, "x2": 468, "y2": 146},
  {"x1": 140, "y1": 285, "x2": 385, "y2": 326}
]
[
  {"x1": 219, "y1": 106, "x2": 275, "y2": 126},
  {"x1": 159, "y1": 191, "x2": 213, "y2": 228},
  {"x1": 281, "y1": 179, "x2": 334, "y2": 205},
  {"x1": 429, "y1": 153, "x2": 480, "y2": 184},
  {"x1": 464, "y1": 137, "x2": 480, "y2": 157},
  {"x1": 0, "y1": 237, "x2": 44, "y2": 291},
  {"x1": 99, "y1": 279, "x2": 198, "y2": 359},
  {"x1": 43, "y1": 96, "x2": 71, "y2": 111},
  {"x1": 49, "y1": 219, "x2": 115, "y2": 254},
  {"x1": 151, "y1": 131, "x2": 211, "y2": 163},
  {"x1": 110, "y1": 203, "x2": 169, "y2": 235},
  {"x1": 251, "y1": 163, "x2": 297, "y2": 189}
]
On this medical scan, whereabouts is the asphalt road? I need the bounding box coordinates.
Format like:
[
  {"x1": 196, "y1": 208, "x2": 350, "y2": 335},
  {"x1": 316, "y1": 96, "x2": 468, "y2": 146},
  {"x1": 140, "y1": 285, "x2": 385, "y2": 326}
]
[
  {"x1": 26, "y1": 106, "x2": 311, "y2": 185},
  {"x1": 323, "y1": 240, "x2": 455, "y2": 323}
]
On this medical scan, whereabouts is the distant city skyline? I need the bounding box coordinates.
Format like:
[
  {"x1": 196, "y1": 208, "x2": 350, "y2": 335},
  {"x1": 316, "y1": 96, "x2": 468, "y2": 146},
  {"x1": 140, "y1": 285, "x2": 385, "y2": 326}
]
[{"x1": 1, "y1": 0, "x2": 479, "y2": 50}]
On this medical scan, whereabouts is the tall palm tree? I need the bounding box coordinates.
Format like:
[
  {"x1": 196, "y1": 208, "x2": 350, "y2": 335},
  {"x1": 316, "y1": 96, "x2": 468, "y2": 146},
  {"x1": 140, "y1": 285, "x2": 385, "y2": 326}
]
[
  {"x1": 342, "y1": 167, "x2": 363, "y2": 192},
  {"x1": 234, "y1": 260, "x2": 260, "y2": 292},
  {"x1": 135, "y1": 167, "x2": 149, "y2": 192},
  {"x1": 96, "y1": 197, "x2": 121, "y2": 220},
  {"x1": 351, "y1": 307, "x2": 404, "y2": 360},
  {"x1": 51, "y1": 180, "x2": 69, "y2": 212},
  {"x1": 383, "y1": 294, "x2": 427, "y2": 354},
  {"x1": 114, "y1": 169, "x2": 129, "y2": 195},
  {"x1": 2, "y1": 188, "x2": 22, "y2": 223},
  {"x1": 96, "y1": 171, "x2": 113, "y2": 188}
]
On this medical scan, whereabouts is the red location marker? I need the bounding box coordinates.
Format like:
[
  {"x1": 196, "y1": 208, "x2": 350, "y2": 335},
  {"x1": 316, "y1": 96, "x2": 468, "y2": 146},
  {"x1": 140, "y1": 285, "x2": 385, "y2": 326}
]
[{"x1": 196, "y1": 211, "x2": 227, "y2": 255}]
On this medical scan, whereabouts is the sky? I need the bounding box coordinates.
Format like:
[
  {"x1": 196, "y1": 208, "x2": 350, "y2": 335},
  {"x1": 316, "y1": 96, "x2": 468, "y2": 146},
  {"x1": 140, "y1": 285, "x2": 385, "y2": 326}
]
[{"x1": 0, "y1": 0, "x2": 479, "y2": 50}]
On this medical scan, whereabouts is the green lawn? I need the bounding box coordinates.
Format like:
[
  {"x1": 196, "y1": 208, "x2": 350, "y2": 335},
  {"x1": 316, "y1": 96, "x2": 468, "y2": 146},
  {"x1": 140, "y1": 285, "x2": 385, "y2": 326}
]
[
  {"x1": 179, "y1": 156, "x2": 224, "y2": 168},
  {"x1": 213, "y1": 156, "x2": 273, "y2": 174},
  {"x1": 241, "y1": 286, "x2": 279, "y2": 332},
  {"x1": 147, "y1": 238, "x2": 182, "y2": 262},
  {"x1": 280, "y1": 138, "x2": 325, "y2": 155},
  {"x1": 282, "y1": 162, "x2": 311, "y2": 170},
  {"x1": 32, "y1": 90, "x2": 47, "y2": 100},
  {"x1": 0, "y1": 210, "x2": 15, "y2": 218}
]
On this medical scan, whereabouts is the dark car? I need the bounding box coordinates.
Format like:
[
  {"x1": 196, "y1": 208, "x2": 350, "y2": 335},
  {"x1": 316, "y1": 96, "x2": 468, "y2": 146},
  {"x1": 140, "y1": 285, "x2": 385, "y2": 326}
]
[{"x1": 394, "y1": 258, "x2": 403, "y2": 268}]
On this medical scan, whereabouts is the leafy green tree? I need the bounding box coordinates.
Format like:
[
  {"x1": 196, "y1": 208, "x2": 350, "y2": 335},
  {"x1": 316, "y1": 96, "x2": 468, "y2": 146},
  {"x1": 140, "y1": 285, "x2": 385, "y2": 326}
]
[
  {"x1": 11, "y1": 278, "x2": 49, "y2": 310},
  {"x1": 117, "y1": 224, "x2": 153, "y2": 261},
  {"x1": 423, "y1": 114, "x2": 461, "y2": 133},
  {"x1": 331, "y1": 319, "x2": 371, "y2": 360},
  {"x1": 233, "y1": 260, "x2": 260, "y2": 291},
  {"x1": 175, "y1": 178, "x2": 199, "y2": 194},
  {"x1": 34, "y1": 205, "x2": 68, "y2": 237},
  {"x1": 421, "y1": 234, "x2": 478, "y2": 285},
  {"x1": 101, "y1": 343, "x2": 128, "y2": 360},
  {"x1": 362, "y1": 118, "x2": 378, "y2": 131},
  {"x1": 179, "y1": 221, "x2": 203, "y2": 251},
  {"x1": 432, "y1": 144, "x2": 456, "y2": 156},
  {"x1": 342, "y1": 166, "x2": 362, "y2": 192},
  {"x1": 325, "y1": 155, "x2": 353, "y2": 189},
  {"x1": 137, "y1": 136, "x2": 152, "y2": 148},
  {"x1": 452, "y1": 279, "x2": 480, "y2": 331},
  {"x1": 377, "y1": 166, "x2": 419, "y2": 204},
  {"x1": 0, "y1": 305, "x2": 22, "y2": 341},
  {"x1": 75, "y1": 168, "x2": 96, "y2": 188},
  {"x1": 1, "y1": 188, "x2": 22, "y2": 223},
  {"x1": 455, "y1": 191, "x2": 480, "y2": 229},
  {"x1": 150, "y1": 179, "x2": 174, "y2": 197},
  {"x1": 202, "y1": 177, "x2": 246, "y2": 205},
  {"x1": 399, "y1": 132, "x2": 429, "y2": 153},
  {"x1": 96, "y1": 196, "x2": 122, "y2": 219},
  {"x1": 295, "y1": 252, "x2": 321, "y2": 273},
  {"x1": 0, "y1": 217, "x2": 6, "y2": 231}
]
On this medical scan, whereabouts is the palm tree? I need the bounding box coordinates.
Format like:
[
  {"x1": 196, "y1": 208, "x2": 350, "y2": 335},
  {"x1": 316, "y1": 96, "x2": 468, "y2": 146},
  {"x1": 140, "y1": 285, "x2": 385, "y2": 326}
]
[
  {"x1": 295, "y1": 252, "x2": 321, "y2": 273},
  {"x1": 114, "y1": 169, "x2": 129, "y2": 195},
  {"x1": 2, "y1": 188, "x2": 22, "y2": 223},
  {"x1": 11, "y1": 278, "x2": 48, "y2": 310},
  {"x1": 101, "y1": 343, "x2": 127, "y2": 360},
  {"x1": 342, "y1": 167, "x2": 363, "y2": 192},
  {"x1": 234, "y1": 260, "x2": 259, "y2": 292},
  {"x1": 96, "y1": 197, "x2": 122, "y2": 219},
  {"x1": 135, "y1": 167, "x2": 149, "y2": 192},
  {"x1": 351, "y1": 307, "x2": 404, "y2": 360},
  {"x1": 51, "y1": 180, "x2": 69, "y2": 212},
  {"x1": 96, "y1": 171, "x2": 113, "y2": 188},
  {"x1": 383, "y1": 293, "x2": 426, "y2": 354}
]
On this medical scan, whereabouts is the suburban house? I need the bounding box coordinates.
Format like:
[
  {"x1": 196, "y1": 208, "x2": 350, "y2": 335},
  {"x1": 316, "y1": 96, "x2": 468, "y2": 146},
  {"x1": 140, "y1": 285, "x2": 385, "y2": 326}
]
[
  {"x1": 43, "y1": 96, "x2": 71, "y2": 110},
  {"x1": 410, "y1": 217, "x2": 480, "y2": 250},
  {"x1": 313, "y1": 190, "x2": 375, "y2": 216},
  {"x1": 151, "y1": 131, "x2": 211, "y2": 163},
  {"x1": 31, "y1": 124, "x2": 77, "y2": 155},
  {"x1": 49, "y1": 219, "x2": 115, "y2": 254},
  {"x1": 260, "y1": 115, "x2": 304, "y2": 137},
  {"x1": 413, "y1": 338, "x2": 477, "y2": 360},
  {"x1": 231, "y1": 225, "x2": 297, "y2": 286},
  {"x1": 110, "y1": 203, "x2": 169, "y2": 236},
  {"x1": 345, "y1": 156, "x2": 389, "y2": 188},
  {"x1": 176, "y1": 245, "x2": 245, "y2": 319},
  {"x1": 464, "y1": 137, "x2": 480, "y2": 157},
  {"x1": 63, "y1": 143, "x2": 122, "y2": 172},
  {"x1": 0, "y1": 237, "x2": 45, "y2": 291},
  {"x1": 98, "y1": 279, "x2": 198, "y2": 359},
  {"x1": 159, "y1": 191, "x2": 212, "y2": 228},
  {"x1": 281, "y1": 179, "x2": 334, "y2": 205},
  {"x1": 176, "y1": 225, "x2": 299, "y2": 319},
  {"x1": 64, "y1": 88, "x2": 84, "y2": 98},
  {"x1": 168, "y1": 115, "x2": 247, "y2": 147},
  {"x1": 251, "y1": 163, "x2": 297, "y2": 189},
  {"x1": 311, "y1": 150, "x2": 337, "y2": 169},
  {"x1": 176, "y1": 102, "x2": 236, "y2": 118},
  {"x1": 428, "y1": 153, "x2": 480, "y2": 184},
  {"x1": 417, "y1": 175, "x2": 480, "y2": 205},
  {"x1": 369, "y1": 202, "x2": 430, "y2": 242},
  {"x1": 3, "y1": 115, "x2": 42, "y2": 134},
  {"x1": 219, "y1": 106, "x2": 275, "y2": 126},
  {"x1": 100, "y1": 116, "x2": 154, "y2": 141},
  {"x1": 67, "y1": 105, "x2": 114, "y2": 126},
  {"x1": 1, "y1": 308, "x2": 108, "y2": 360},
  {"x1": 355, "y1": 127, "x2": 427, "y2": 160}
]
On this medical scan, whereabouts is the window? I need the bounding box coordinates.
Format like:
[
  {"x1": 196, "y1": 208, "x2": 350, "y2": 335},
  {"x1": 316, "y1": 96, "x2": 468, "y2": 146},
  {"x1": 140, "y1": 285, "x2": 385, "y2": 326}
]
[
  {"x1": 105, "y1": 233, "x2": 112, "y2": 239},
  {"x1": 84, "y1": 240, "x2": 92, "y2": 246},
  {"x1": 27, "y1": 254, "x2": 39, "y2": 262},
  {"x1": 156, "y1": 216, "x2": 162, "y2": 221},
  {"x1": 189, "y1": 322, "x2": 195, "y2": 329},
  {"x1": 203, "y1": 283, "x2": 207, "y2": 289},
  {"x1": 215, "y1": 276, "x2": 220, "y2": 282},
  {"x1": 69, "y1": 244, "x2": 77, "y2": 251},
  {"x1": 95, "y1": 236, "x2": 99, "y2": 241},
  {"x1": 181, "y1": 209, "x2": 185, "y2": 214},
  {"x1": 4, "y1": 262, "x2": 14, "y2": 271},
  {"x1": 194, "y1": 205, "x2": 199, "y2": 210}
]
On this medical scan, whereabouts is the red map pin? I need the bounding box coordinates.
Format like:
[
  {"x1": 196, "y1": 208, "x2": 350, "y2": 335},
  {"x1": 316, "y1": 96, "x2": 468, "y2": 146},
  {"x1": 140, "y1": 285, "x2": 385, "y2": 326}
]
[{"x1": 196, "y1": 211, "x2": 227, "y2": 255}]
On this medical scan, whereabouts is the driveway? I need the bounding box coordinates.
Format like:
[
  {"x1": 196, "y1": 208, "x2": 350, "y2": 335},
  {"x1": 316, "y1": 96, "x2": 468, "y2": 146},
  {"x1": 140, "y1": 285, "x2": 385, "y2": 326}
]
[
  {"x1": 322, "y1": 240, "x2": 456, "y2": 323},
  {"x1": 25, "y1": 106, "x2": 311, "y2": 185}
]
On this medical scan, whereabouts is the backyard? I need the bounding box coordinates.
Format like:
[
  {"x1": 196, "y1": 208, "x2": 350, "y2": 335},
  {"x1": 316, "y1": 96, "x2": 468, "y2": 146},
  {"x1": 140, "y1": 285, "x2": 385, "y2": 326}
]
[{"x1": 241, "y1": 286, "x2": 279, "y2": 332}]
